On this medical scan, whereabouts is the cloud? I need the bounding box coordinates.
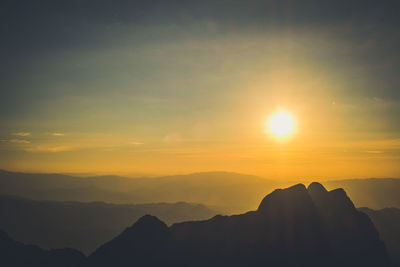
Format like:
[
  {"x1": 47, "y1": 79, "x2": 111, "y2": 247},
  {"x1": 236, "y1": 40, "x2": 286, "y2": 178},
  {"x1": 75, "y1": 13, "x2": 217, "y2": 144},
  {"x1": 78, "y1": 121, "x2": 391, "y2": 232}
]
[
  {"x1": 25, "y1": 145, "x2": 74, "y2": 153},
  {"x1": 164, "y1": 133, "x2": 183, "y2": 143},
  {"x1": 129, "y1": 141, "x2": 144, "y2": 146},
  {"x1": 10, "y1": 139, "x2": 31, "y2": 144},
  {"x1": 51, "y1": 132, "x2": 65, "y2": 137},
  {"x1": 13, "y1": 132, "x2": 31, "y2": 137},
  {"x1": 1, "y1": 139, "x2": 31, "y2": 144},
  {"x1": 365, "y1": 150, "x2": 383, "y2": 154}
]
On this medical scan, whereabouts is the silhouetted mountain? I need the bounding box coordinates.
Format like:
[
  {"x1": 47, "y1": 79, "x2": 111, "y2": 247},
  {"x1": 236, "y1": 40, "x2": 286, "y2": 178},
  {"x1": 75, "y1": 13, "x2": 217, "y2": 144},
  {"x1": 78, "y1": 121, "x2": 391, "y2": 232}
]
[
  {"x1": 0, "y1": 194, "x2": 217, "y2": 254},
  {"x1": 89, "y1": 215, "x2": 169, "y2": 267},
  {"x1": 0, "y1": 170, "x2": 275, "y2": 213},
  {"x1": 359, "y1": 207, "x2": 400, "y2": 266},
  {"x1": 0, "y1": 229, "x2": 86, "y2": 267},
  {"x1": 89, "y1": 183, "x2": 390, "y2": 267}
]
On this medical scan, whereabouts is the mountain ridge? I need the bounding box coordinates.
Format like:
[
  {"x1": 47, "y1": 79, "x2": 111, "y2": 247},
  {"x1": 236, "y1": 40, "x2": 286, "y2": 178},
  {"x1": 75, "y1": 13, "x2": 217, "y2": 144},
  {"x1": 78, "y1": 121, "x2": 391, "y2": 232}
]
[
  {"x1": 0, "y1": 170, "x2": 275, "y2": 213},
  {"x1": 0, "y1": 194, "x2": 218, "y2": 254},
  {"x1": 3, "y1": 169, "x2": 400, "y2": 213},
  {"x1": 1, "y1": 182, "x2": 392, "y2": 266},
  {"x1": 88, "y1": 182, "x2": 390, "y2": 267}
]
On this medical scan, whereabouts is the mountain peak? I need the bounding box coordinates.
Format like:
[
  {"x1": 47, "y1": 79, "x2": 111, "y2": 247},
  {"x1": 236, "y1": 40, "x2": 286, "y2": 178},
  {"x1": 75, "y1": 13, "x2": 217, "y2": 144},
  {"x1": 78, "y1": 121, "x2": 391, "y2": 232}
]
[
  {"x1": 307, "y1": 182, "x2": 328, "y2": 193},
  {"x1": 307, "y1": 182, "x2": 328, "y2": 200},
  {"x1": 121, "y1": 215, "x2": 168, "y2": 238},
  {"x1": 89, "y1": 214, "x2": 169, "y2": 266},
  {"x1": 327, "y1": 188, "x2": 356, "y2": 210},
  {"x1": 258, "y1": 183, "x2": 307, "y2": 207},
  {"x1": 257, "y1": 183, "x2": 314, "y2": 214},
  {"x1": 307, "y1": 182, "x2": 356, "y2": 214},
  {"x1": 134, "y1": 214, "x2": 166, "y2": 226}
]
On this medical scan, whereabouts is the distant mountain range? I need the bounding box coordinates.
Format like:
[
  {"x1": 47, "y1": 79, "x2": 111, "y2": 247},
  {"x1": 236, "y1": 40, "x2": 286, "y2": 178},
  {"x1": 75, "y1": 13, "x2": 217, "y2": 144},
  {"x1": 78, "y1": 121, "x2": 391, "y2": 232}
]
[
  {"x1": 325, "y1": 178, "x2": 400, "y2": 210},
  {"x1": 0, "y1": 170, "x2": 276, "y2": 213},
  {"x1": 0, "y1": 195, "x2": 217, "y2": 254},
  {"x1": 1, "y1": 170, "x2": 400, "y2": 213},
  {"x1": 1, "y1": 183, "x2": 392, "y2": 267}
]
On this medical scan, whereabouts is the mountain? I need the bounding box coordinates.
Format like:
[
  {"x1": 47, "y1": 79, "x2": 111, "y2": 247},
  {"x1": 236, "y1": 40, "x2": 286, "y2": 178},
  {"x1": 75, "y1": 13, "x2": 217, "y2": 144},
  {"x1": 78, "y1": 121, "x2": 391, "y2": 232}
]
[
  {"x1": 325, "y1": 178, "x2": 400, "y2": 210},
  {"x1": 0, "y1": 170, "x2": 275, "y2": 213},
  {"x1": 89, "y1": 183, "x2": 391, "y2": 267},
  {"x1": 0, "y1": 229, "x2": 86, "y2": 267},
  {"x1": 358, "y1": 207, "x2": 400, "y2": 266},
  {"x1": 0, "y1": 195, "x2": 217, "y2": 254}
]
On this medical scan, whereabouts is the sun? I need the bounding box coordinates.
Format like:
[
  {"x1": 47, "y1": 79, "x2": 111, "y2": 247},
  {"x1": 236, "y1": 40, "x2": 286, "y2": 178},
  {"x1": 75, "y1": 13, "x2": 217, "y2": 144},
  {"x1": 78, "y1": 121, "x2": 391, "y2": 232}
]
[{"x1": 267, "y1": 111, "x2": 295, "y2": 138}]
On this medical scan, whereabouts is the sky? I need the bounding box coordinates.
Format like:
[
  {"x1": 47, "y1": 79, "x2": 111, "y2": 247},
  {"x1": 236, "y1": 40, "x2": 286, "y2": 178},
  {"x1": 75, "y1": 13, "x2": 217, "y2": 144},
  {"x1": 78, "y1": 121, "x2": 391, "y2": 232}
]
[{"x1": 1, "y1": 0, "x2": 400, "y2": 179}]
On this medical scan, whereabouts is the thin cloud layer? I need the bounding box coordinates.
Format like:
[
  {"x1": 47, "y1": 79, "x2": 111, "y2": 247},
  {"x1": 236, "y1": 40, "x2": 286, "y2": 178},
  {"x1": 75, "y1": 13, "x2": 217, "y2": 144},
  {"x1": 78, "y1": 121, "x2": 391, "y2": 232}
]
[
  {"x1": 13, "y1": 132, "x2": 31, "y2": 137},
  {"x1": 25, "y1": 145, "x2": 74, "y2": 153},
  {"x1": 1, "y1": 139, "x2": 31, "y2": 144},
  {"x1": 51, "y1": 133, "x2": 65, "y2": 137}
]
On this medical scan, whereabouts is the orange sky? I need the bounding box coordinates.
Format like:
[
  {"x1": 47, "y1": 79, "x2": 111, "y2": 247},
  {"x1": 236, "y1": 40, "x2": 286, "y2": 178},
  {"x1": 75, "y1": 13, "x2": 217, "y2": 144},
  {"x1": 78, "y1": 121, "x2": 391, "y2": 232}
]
[{"x1": 1, "y1": 3, "x2": 400, "y2": 180}]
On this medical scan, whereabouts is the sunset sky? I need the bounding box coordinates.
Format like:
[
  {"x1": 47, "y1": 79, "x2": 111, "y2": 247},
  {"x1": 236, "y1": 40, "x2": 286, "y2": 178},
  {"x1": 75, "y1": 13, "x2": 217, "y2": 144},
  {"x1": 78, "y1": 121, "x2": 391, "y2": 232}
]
[{"x1": 1, "y1": 0, "x2": 399, "y2": 179}]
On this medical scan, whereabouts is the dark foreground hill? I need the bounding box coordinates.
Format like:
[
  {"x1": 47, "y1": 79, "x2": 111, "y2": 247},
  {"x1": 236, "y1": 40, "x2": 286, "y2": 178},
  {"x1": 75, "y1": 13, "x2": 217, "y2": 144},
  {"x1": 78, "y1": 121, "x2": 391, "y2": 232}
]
[
  {"x1": 0, "y1": 230, "x2": 86, "y2": 267},
  {"x1": 0, "y1": 195, "x2": 217, "y2": 254},
  {"x1": 359, "y1": 207, "x2": 400, "y2": 266},
  {"x1": 89, "y1": 183, "x2": 390, "y2": 267}
]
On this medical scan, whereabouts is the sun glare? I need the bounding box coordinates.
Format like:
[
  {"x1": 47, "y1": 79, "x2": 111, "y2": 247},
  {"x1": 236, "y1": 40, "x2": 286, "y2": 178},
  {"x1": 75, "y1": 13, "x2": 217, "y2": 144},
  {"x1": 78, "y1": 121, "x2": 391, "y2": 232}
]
[{"x1": 268, "y1": 111, "x2": 295, "y2": 138}]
